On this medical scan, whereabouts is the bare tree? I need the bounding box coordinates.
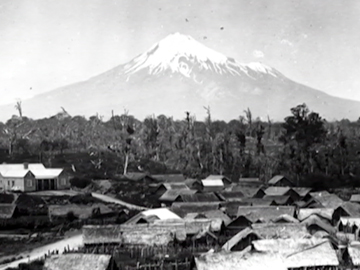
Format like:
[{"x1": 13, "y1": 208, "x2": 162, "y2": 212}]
[{"x1": 15, "y1": 101, "x2": 23, "y2": 119}]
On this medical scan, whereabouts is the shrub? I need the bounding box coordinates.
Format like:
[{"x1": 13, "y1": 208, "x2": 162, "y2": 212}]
[{"x1": 69, "y1": 177, "x2": 92, "y2": 189}]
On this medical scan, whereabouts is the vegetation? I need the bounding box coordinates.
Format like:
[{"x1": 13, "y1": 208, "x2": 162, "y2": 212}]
[{"x1": 1, "y1": 104, "x2": 360, "y2": 189}]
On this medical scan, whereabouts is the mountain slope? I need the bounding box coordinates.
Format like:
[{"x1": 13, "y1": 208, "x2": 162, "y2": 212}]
[{"x1": 1, "y1": 32, "x2": 360, "y2": 122}]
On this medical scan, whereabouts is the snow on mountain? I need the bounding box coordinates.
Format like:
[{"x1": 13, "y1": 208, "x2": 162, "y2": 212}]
[{"x1": 124, "y1": 32, "x2": 278, "y2": 79}]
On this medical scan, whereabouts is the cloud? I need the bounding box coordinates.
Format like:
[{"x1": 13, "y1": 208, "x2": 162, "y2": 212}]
[
  {"x1": 253, "y1": 50, "x2": 264, "y2": 58},
  {"x1": 281, "y1": 39, "x2": 293, "y2": 47}
]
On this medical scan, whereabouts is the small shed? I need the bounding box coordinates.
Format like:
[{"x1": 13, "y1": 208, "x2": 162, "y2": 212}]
[
  {"x1": 268, "y1": 175, "x2": 294, "y2": 187},
  {"x1": 43, "y1": 254, "x2": 113, "y2": 270},
  {"x1": 222, "y1": 227, "x2": 261, "y2": 251},
  {"x1": 180, "y1": 193, "x2": 220, "y2": 203},
  {"x1": 333, "y1": 202, "x2": 360, "y2": 225}
]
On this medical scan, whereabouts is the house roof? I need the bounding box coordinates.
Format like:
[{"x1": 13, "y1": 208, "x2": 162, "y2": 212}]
[
  {"x1": 31, "y1": 168, "x2": 63, "y2": 179},
  {"x1": 0, "y1": 204, "x2": 16, "y2": 219},
  {"x1": 124, "y1": 208, "x2": 182, "y2": 224},
  {"x1": 263, "y1": 195, "x2": 292, "y2": 205},
  {"x1": 48, "y1": 203, "x2": 113, "y2": 219},
  {"x1": 285, "y1": 240, "x2": 339, "y2": 268},
  {"x1": 195, "y1": 249, "x2": 287, "y2": 270},
  {"x1": 0, "y1": 163, "x2": 46, "y2": 171},
  {"x1": 309, "y1": 191, "x2": 344, "y2": 208},
  {"x1": 151, "y1": 174, "x2": 186, "y2": 183},
  {"x1": 161, "y1": 183, "x2": 189, "y2": 190},
  {"x1": 0, "y1": 170, "x2": 33, "y2": 178},
  {"x1": 227, "y1": 186, "x2": 264, "y2": 197},
  {"x1": 240, "y1": 197, "x2": 275, "y2": 206},
  {"x1": 301, "y1": 215, "x2": 336, "y2": 234},
  {"x1": 350, "y1": 194, "x2": 360, "y2": 203},
  {"x1": 205, "y1": 175, "x2": 231, "y2": 182},
  {"x1": 292, "y1": 187, "x2": 312, "y2": 197},
  {"x1": 44, "y1": 254, "x2": 112, "y2": 270},
  {"x1": 159, "y1": 189, "x2": 197, "y2": 202},
  {"x1": 183, "y1": 210, "x2": 231, "y2": 226},
  {"x1": 221, "y1": 201, "x2": 251, "y2": 217},
  {"x1": 170, "y1": 202, "x2": 220, "y2": 217},
  {"x1": 184, "y1": 178, "x2": 200, "y2": 187},
  {"x1": 201, "y1": 179, "x2": 224, "y2": 187},
  {"x1": 237, "y1": 206, "x2": 296, "y2": 223},
  {"x1": 297, "y1": 208, "x2": 334, "y2": 221},
  {"x1": 348, "y1": 246, "x2": 360, "y2": 265},
  {"x1": 216, "y1": 191, "x2": 244, "y2": 201},
  {"x1": 180, "y1": 193, "x2": 220, "y2": 203},
  {"x1": 335, "y1": 201, "x2": 360, "y2": 217},
  {"x1": 222, "y1": 227, "x2": 261, "y2": 251},
  {"x1": 268, "y1": 175, "x2": 291, "y2": 185},
  {"x1": 339, "y1": 217, "x2": 360, "y2": 227},
  {"x1": 264, "y1": 187, "x2": 291, "y2": 196},
  {"x1": 272, "y1": 214, "x2": 300, "y2": 223},
  {"x1": 251, "y1": 223, "x2": 310, "y2": 239},
  {"x1": 0, "y1": 163, "x2": 63, "y2": 179}
]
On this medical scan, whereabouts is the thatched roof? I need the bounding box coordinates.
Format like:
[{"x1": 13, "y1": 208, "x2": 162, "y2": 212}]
[
  {"x1": 272, "y1": 214, "x2": 299, "y2": 223},
  {"x1": 309, "y1": 191, "x2": 344, "y2": 208},
  {"x1": 124, "y1": 208, "x2": 182, "y2": 224},
  {"x1": 251, "y1": 223, "x2": 310, "y2": 239},
  {"x1": 201, "y1": 179, "x2": 224, "y2": 187},
  {"x1": 0, "y1": 204, "x2": 16, "y2": 219},
  {"x1": 180, "y1": 193, "x2": 220, "y2": 203},
  {"x1": 350, "y1": 194, "x2": 360, "y2": 203},
  {"x1": 335, "y1": 201, "x2": 360, "y2": 216},
  {"x1": 158, "y1": 182, "x2": 190, "y2": 191},
  {"x1": 151, "y1": 174, "x2": 186, "y2": 183},
  {"x1": 205, "y1": 174, "x2": 232, "y2": 184},
  {"x1": 297, "y1": 208, "x2": 334, "y2": 221},
  {"x1": 286, "y1": 240, "x2": 339, "y2": 267},
  {"x1": 301, "y1": 215, "x2": 336, "y2": 234},
  {"x1": 222, "y1": 227, "x2": 261, "y2": 251},
  {"x1": 170, "y1": 202, "x2": 220, "y2": 217},
  {"x1": 48, "y1": 203, "x2": 113, "y2": 219},
  {"x1": 264, "y1": 187, "x2": 291, "y2": 196},
  {"x1": 292, "y1": 187, "x2": 312, "y2": 197},
  {"x1": 348, "y1": 245, "x2": 360, "y2": 265},
  {"x1": 241, "y1": 197, "x2": 274, "y2": 206},
  {"x1": 195, "y1": 249, "x2": 286, "y2": 270},
  {"x1": 184, "y1": 178, "x2": 200, "y2": 188},
  {"x1": 221, "y1": 201, "x2": 251, "y2": 217},
  {"x1": 216, "y1": 191, "x2": 244, "y2": 201},
  {"x1": 339, "y1": 217, "x2": 360, "y2": 227},
  {"x1": 237, "y1": 206, "x2": 296, "y2": 223},
  {"x1": 183, "y1": 210, "x2": 231, "y2": 226},
  {"x1": 268, "y1": 175, "x2": 291, "y2": 185},
  {"x1": 123, "y1": 172, "x2": 157, "y2": 182},
  {"x1": 263, "y1": 195, "x2": 292, "y2": 205},
  {"x1": 159, "y1": 189, "x2": 197, "y2": 202},
  {"x1": 43, "y1": 254, "x2": 111, "y2": 270}
]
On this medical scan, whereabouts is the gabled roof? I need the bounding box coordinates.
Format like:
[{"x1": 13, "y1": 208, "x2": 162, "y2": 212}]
[
  {"x1": 348, "y1": 245, "x2": 360, "y2": 265},
  {"x1": 180, "y1": 193, "x2": 220, "y2": 203},
  {"x1": 183, "y1": 210, "x2": 231, "y2": 226},
  {"x1": 272, "y1": 214, "x2": 300, "y2": 223},
  {"x1": 31, "y1": 168, "x2": 63, "y2": 179},
  {"x1": 205, "y1": 175, "x2": 231, "y2": 183},
  {"x1": 233, "y1": 187, "x2": 265, "y2": 198},
  {"x1": 350, "y1": 194, "x2": 360, "y2": 203},
  {"x1": 222, "y1": 227, "x2": 261, "y2": 251},
  {"x1": 301, "y1": 215, "x2": 336, "y2": 234},
  {"x1": 0, "y1": 163, "x2": 63, "y2": 179},
  {"x1": 292, "y1": 187, "x2": 313, "y2": 197},
  {"x1": 201, "y1": 179, "x2": 224, "y2": 187},
  {"x1": 216, "y1": 191, "x2": 244, "y2": 201},
  {"x1": 0, "y1": 204, "x2": 16, "y2": 219},
  {"x1": 335, "y1": 201, "x2": 360, "y2": 217},
  {"x1": 339, "y1": 217, "x2": 360, "y2": 227},
  {"x1": 159, "y1": 189, "x2": 197, "y2": 202},
  {"x1": 124, "y1": 208, "x2": 182, "y2": 224},
  {"x1": 170, "y1": 202, "x2": 220, "y2": 217},
  {"x1": 297, "y1": 208, "x2": 334, "y2": 221},
  {"x1": 251, "y1": 223, "x2": 309, "y2": 239},
  {"x1": 0, "y1": 170, "x2": 34, "y2": 178},
  {"x1": 309, "y1": 191, "x2": 344, "y2": 208},
  {"x1": 268, "y1": 175, "x2": 292, "y2": 185},
  {"x1": 0, "y1": 163, "x2": 46, "y2": 172},
  {"x1": 263, "y1": 195, "x2": 292, "y2": 205},
  {"x1": 264, "y1": 187, "x2": 291, "y2": 196},
  {"x1": 123, "y1": 172, "x2": 156, "y2": 181},
  {"x1": 44, "y1": 254, "x2": 112, "y2": 270},
  {"x1": 161, "y1": 182, "x2": 189, "y2": 190},
  {"x1": 237, "y1": 206, "x2": 296, "y2": 223},
  {"x1": 240, "y1": 197, "x2": 275, "y2": 206}
]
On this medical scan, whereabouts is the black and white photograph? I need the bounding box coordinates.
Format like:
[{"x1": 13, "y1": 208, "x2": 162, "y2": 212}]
[{"x1": 0, "y1": 0, "x2": 360, "y2": 269}]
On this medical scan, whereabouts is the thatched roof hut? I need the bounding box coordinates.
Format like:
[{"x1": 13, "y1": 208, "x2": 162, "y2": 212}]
[
  {"x1": 271, "y1": 214, "x2": 300, "y2": 223},
  {"x1": 263, "y1": 195, "x2": 294, "y2": 205},
  {"x1": 194, "y1": 249, "x2": 286, "y2": 270},
  {"x1": 43, "y1": 254, "x2": 112, "y2": 270},
  {"x1": 0, "y1": 204, "x2": 17, "y2": 219},
  {"x1": 264, "y1": 187, "x2": 300, "y2": 201},
  {"x1": 308, "y1": 191, "x2": 344, "y2": 208},
  {"x1": 158, "y1": 189, "x2": 197, "y2": 203},
  {"x1": 268, "y1": 175, "x2": 294, "y2": 187},
  {"x1": 222, "y1": 227, "x2": 261, "y2": 251},
  {"x1": 297, "y1": 208, "x2": 334, "y2": 222},
  {"x1": 183, "y1": 210, "x2": 231, "y2": 226},
  {"x1": 237, "y1": 206, "x2": 296, "y2": 223},
  {"x1": 251, "y1": 223, "x2": 310, "y2": 239},
  {"x1": 347, "y1": 244, "x2": 360, "y2": 266},
  {"x1": 216, "y1": 191, "x2": 244, "y2": 201},
  {"x1": 301, "y1": 215, "x2": 336, "y2": 235},
  {"x1": 240, "y1": 197, "x2": 275, "y2": 206},
  {"x1": 179, "y1": 193, "x2": 221, "y2": 203},
  {"x1": 292, "y1": 187, "x2": 312, "y2": 198},
  {"x1": 124, "y1": 208, "x2": 182, "y2": 224},
  {"x1": 350, "y1": 194, "x2": 360, "y2": 204},
  {"x1": 170, "y1": 202, "x2": 220, "y2": 217},
  {"x1": 220, "y1": 201, "x2": 251, "y2": 217}
]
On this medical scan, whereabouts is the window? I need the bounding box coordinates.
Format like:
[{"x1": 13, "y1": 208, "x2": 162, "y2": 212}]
[
  {"x1": 11, "y1": 181, "x2": 15, "y2": 187},
  {"x1": 27, "y1": 179, "x2": 33, "y2": 187},
  {"x1": 61, "y1": 178, "x2": 67, "y2": 185},
  {"x1": 7, "y1": 181, "x2": 10, "y2": 186}
]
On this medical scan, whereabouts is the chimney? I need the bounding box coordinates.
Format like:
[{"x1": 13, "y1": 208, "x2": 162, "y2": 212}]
[{"x1": 24, "y1": 163, "x2": 29, "y2": 170}]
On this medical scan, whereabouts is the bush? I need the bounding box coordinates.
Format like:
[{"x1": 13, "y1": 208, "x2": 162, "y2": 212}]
[{"x1": 69, "y1": 177, "x2": 92, "y2": 189}]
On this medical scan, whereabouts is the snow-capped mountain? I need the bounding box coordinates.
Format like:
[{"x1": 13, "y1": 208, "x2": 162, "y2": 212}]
[{"x1": 1, "y1": 32, "x2": 360, "y2": 122}]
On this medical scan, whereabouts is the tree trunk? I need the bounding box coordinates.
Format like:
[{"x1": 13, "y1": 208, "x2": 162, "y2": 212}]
[{"x1": 123, "y1": 153, "x2": 129, "y2": 175}]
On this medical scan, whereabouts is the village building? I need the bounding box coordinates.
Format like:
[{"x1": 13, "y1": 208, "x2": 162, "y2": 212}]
[
  {"x1": 297, "y1": 208, "x2": 334, "y2": 222},
  {"x1": 306, "y1": 191, "x2": 344, "y2": 209},
  {"x1": 204, "y1": 175, "x2": 232, "y2": 186},
  {"x1": 184, "y1": 178, "x2": 202, "y2": 190},
  {"x1": 350, "y1": 194, "x2": 360, "y2": 204},
  {"x1": 268, "y1": 175, "x2": 294, "y2": 187},
  {"x1": 237, "y1": 177, "x2": 263, "y2": 187},
  {"x1": 263, "y1": 195, "x2": 294, "y2": 205},
  {"x1": 222, "y1": 227, "x2": 261, "y2": 251},
  {"x1": 236, "y1": 206, "x2": 296, "y2": 223},
  {"x1": 251, "y1": 223, "x2": 310, "y2": 239},
  {"x1": 225, "y1": 215, "x2": 253, "y2": 234},
  {"x1": 292, "y1": 187, "x2": 313, "y2": 199},
  {"x1": 154, "y1": 182, "x2": 190, "y2": 196},
  {"x1": 264, "y1": 187, "x2": 300, "y2": 202},
  {"x1": 158, "y1": 189, "x2": 198, "y2": 205},
  {"x1": 216, "y1": 191, "x2": 244, "y2": 201},
  {"x1": 200, "y1": 179, "x2": 224, "y2": 192},
  {"x1": 0, "y1": 163, "x2": 70, "y2": 191},
  {"x1": 301, "y1": 215, "x2": 336, "y2": 235},
  {"x1": 179, "y1": 193, "x2": 221, "y2": 203},
  {"x1": 44, "y1": 254, "x2": 114, "y2": 270},
  {"x1": 338, "y1": 217, "x2": 360, "y2": 235},
  {"x1": 170, "y1": 202, "x2": 220, "y2": 218},
  {"x1": 346, "y1": 244, "x2": 360, "y2": 268},
  {"x1": 333, "y1": 202, "x2": 360, "y2": 225},
  {"x1": 124, "y1": 208, "x2": 182, "y2": 224}
]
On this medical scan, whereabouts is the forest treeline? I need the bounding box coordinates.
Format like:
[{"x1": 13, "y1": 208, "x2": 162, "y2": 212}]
[{"x1": 2, "y1": 103, "x2": 360, "y2": 188}]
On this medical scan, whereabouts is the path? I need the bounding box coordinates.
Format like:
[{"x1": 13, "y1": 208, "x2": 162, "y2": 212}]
[
  {"x1": 91, "y1": 192, "x2": 147, "y2": 210},
  {"x1": 0, "y1": 234, "x2": 83, "y2": 270}
]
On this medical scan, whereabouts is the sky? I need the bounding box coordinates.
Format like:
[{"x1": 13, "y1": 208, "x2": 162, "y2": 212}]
[{"x1": 0, "y1": 0, "x2": 360, "y2": 105}]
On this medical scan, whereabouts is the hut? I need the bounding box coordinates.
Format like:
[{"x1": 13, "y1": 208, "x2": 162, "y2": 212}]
[
  {"x1": 272, "y1": 214, "x2": 300, "y2": 223},
  {"x1": 251, "y1": 223, "x2": 310, "y2": 239},
  {"x1": 347, "y1": 244, "x2": 360, "y2": 268},
  {"x1": 238, "y1": 177, "x2": 263, "y2": 187},
  {"x1": 264, "y1": 187, "x2": 300, "y2": 201},
  {"x1": 237, "y1": 206, "x2": 296, "y2": 223},
  {"x1": 225, "y1": 215, "x2": 253, "y2": 235},
  {"x1": 158, "y1": 189, "x2": 197, "y2": 205},
  {"x1": 124, "y1": 208, "x2": 182, "y2": 224},
  {"x1": 301, "y1": 215, "x2": 336, "y2": 235},
  {"x1": 263, "y1": 195, "x2": 294, "y2": 205},
  {"x1": 194, "y1": 249, "x2": 286, "y2": 270},
  {"x1": 154, "y1": 182, "x2": 190, "y2": 196},
  {"x1": 204, "y1": 175, "x2": 232, "y2": 186},
  {"x1": 220, "y1": 201, "x2": 251, "y2": 218},
  {"x1": 200, "y1": 179, "x2": 224, "y2": 192},
  {"x1": 297, "y1": 208, "x2": 334, "y2": 222},
  {"x1": 170, "y1": 202, "x2": 220, "y2": 218},
  {"x1": 0, "y1": 204, "x2": 17, "y2": 220},
  {"x1": 350, "y1": 194, "x2": 360, "y2": 204},
  {"x1": 179, "y1": 193, "x2": 220, "y2": 203},
  {"x1": 43, "y1": 254, "x2": 113, "y2": 270},
  {"x1": 222, "y1": 227, "x2": 261, "y2": 251},
  {"x1": 216, "y1": 191, "x2": 244, "y2": 201},
  {"x1": 333, "y1": 202, "x2": 360, "y2": 225},
  {"x1": 183, "y1": 210, "x2": 231, "y2": 227},
  {"x1": 308, "y1": 191, "x2": 344, "y2": 209},
  {"x1": 151, "y1": 174, "x2": 186, "y2": 183},
  {"x1": 292, "y1": 187, "x2": 313, "y2": 199},
  {"x1": 268, "y1": 175, "x2": 294, "y2": 187},
  {"x1": 338, "y1": 217, "x2": 360, "y2": 234}
]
